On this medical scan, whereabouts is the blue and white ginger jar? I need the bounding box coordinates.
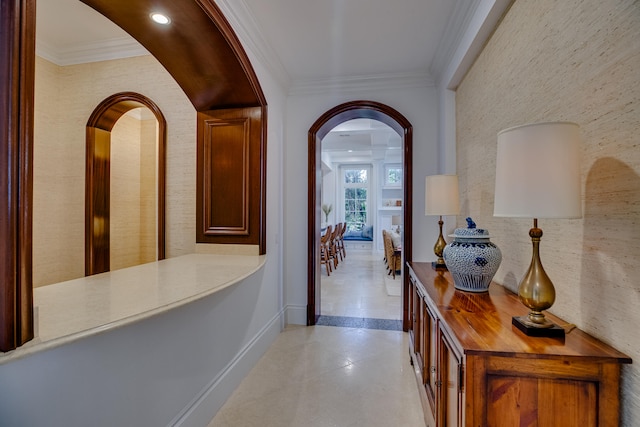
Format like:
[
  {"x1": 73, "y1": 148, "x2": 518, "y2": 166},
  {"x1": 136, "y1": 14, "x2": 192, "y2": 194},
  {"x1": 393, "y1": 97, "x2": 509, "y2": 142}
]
[{"x1": 443, "y1": 217, "x2": 502, "y2": 293}]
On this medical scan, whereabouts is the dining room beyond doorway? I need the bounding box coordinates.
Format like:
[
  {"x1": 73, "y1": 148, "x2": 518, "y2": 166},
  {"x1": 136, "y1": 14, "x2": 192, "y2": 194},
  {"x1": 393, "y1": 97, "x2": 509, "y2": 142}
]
[{"x1": 319, "y1": 243, "x2": 402, "y2": 330}]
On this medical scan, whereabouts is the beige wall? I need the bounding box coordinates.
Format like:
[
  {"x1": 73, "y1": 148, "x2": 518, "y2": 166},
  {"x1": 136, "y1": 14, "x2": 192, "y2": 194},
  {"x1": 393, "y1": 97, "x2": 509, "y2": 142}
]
[
  {"x1": 139, "y1": 116, "x2": 158, "y2": 265},
  {"x1": 110, "y1": 111, "x2": 157, "y2": 271},
  {"x1": 455, "y1": 0, "x2": 639, "y2": 423},
  {"x1": 111, "y1": 113, "x2": 141, "y2": 271},
  {"x1": 34, "y1": 55, "x2": 196, "y2": 286},
  {"x1": 34, "y1": 57, "x2": 84, "y2": 286}
]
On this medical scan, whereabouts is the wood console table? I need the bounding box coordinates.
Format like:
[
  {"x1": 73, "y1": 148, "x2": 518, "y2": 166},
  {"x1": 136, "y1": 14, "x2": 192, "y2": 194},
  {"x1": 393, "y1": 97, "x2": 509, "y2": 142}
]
[{"x1": 407, "y1": 262, "x2": 631, "y2": 427}]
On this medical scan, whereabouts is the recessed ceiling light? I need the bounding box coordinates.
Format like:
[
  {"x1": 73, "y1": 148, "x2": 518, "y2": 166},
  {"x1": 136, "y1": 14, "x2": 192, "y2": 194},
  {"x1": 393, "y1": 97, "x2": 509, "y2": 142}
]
[
  {"x1": 348, "y1": 150, "x2": 353, "y2": 153},
  {"x1": 150, "y1": 13, "x2": 171, "y2": 25}
]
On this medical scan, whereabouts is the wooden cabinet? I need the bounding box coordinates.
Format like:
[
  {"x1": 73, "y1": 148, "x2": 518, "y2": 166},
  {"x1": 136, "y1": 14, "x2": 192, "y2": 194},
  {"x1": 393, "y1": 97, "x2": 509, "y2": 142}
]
[{"x1": 408, "y1": 262, "x2": 631, "y2": 427}]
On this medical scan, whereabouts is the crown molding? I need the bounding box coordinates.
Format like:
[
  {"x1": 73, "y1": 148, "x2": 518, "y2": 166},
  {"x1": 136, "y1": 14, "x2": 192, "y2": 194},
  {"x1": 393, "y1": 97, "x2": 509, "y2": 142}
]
[
  {"x1": 431, "y1": 0, "x2": 512, "y2": 89},
  {"x1": 36, "y1": 37, "x2": 149, "y2": 66},
  {"x1": 213, "y1": 0, "x2": 291, "y2": 93},
  {"x1": 289, "y1": 71, "x2": 435, "y2": 96},
  {"x1": 430, "y1": 0, "x2": 479, "y2": 82}
]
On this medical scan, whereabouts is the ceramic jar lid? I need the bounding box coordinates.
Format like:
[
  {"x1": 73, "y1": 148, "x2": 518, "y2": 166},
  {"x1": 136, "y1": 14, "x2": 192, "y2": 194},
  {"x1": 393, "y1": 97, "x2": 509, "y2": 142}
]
[{"x1": 449, "y1": 217, "x2": 492, "y2": 239}]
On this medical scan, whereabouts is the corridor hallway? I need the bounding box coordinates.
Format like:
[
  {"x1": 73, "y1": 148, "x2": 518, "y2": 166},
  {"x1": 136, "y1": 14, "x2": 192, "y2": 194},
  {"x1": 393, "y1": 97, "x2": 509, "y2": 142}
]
[
  {"x1": 207, "y1": 325, "x2": 424, "y2": 426},
  {"x1": 208, "y1": 249, "x2": 425, "y2": 426}
]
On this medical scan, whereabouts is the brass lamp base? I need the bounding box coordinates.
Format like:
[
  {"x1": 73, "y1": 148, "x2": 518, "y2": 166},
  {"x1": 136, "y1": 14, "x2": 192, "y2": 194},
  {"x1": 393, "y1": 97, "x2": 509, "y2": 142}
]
[
  {"x1": 432, "y1": 216, "x2": 448, "y2": 271},
  {"x1": 512, "y1": 316, "x2": 565, "y2": 338},
  {"x1": 513, "y1": 219, "x2": 564, "y2": 338}
]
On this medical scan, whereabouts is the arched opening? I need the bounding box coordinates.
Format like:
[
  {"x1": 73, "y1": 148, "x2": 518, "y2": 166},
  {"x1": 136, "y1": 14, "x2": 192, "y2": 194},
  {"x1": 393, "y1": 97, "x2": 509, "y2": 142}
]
[
  {"x1": 0, "y1": 0, "x2": 267, "y2": 351},
  {"x1": 85, "y1": 92, "x2": 166, "y2": 276},
  {"x1": 308, "y1": 100, "x2": 413, "y2": 330}
]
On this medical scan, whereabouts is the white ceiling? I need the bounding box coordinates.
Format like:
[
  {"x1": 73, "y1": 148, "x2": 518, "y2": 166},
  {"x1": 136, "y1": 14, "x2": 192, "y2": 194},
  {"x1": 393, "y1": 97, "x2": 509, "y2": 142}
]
[
  {"x1": 240, "y1": 0, "x2": 458, "y2": 83},
  {"x1": 35, "y1": 0, "x2": 476, "y2": 163},
  {"x1": 322, "y1": 119, "x2": 402, "y2": 165},
  {"x1": 36, "y1": 0, "x2": 149, "y2": 65}
]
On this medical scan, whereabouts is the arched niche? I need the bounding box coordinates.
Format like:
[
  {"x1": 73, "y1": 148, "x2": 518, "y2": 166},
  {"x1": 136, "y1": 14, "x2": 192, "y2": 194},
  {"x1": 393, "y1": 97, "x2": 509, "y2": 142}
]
[
  {"x1": 307, "y1": 101, "x2": 414, "y2": 330},
  {"x1": 0, "y1": 0, "x2": 267, "y2": 351},
  {"x1": 85, "y1": 92, "x2": 167, "y2": 276}
]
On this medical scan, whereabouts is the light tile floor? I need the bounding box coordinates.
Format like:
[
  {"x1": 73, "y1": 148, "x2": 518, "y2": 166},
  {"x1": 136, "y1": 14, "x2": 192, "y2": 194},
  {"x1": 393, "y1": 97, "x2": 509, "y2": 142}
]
[
  {"x1": 320, "y1": 249, "x2": 402, "y2": 320},
  {"x1": 207, "y1": 325, "x2": 425, "y2": 427},
  {"x1": 207, "y1": 250, "x2": 425, "y2": 427}
]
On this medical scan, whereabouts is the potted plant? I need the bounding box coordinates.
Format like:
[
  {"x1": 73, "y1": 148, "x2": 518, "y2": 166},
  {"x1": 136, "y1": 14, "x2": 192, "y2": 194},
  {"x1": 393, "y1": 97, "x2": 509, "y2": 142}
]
[{"x1": 321, "y1": 203, "x2": 332, "y2": 223}]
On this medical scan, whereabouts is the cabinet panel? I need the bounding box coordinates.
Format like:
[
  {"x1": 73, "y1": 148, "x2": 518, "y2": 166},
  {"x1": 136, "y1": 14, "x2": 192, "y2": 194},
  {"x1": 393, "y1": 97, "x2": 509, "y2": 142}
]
[
  {"x1": 486, "y1": 376, "x2": 597, "y2": 427},
  {"x1": 414, "y1": 284, "x2": 424, "y2": 378},
  {"x1": 408, "y1": 275, "x2": 416, "y2": 361},
  {"x1": 538, "y1": 378, "x2": 597, "y2": 427},
  {"x1": 486, "y1": 375, "x2": 538, "y2": 427},
  {"x1": 408, "y1": 275, "x2": 415, "y2": 339},
  {"x1": 439, "y1": 328, "x2": 463, "y2": 427},
  {"x1": 196, "y1": 107, "x2": 265, "y2": 252},
  {"x1": 424, "y1": 302, "x2": 438, "y2": 413}
]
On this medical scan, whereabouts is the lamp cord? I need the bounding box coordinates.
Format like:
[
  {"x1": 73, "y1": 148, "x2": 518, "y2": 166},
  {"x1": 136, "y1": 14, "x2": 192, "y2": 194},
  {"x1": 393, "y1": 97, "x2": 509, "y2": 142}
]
[{"x1": 559, "y1": 323, "x2": 577, "y2": 334}]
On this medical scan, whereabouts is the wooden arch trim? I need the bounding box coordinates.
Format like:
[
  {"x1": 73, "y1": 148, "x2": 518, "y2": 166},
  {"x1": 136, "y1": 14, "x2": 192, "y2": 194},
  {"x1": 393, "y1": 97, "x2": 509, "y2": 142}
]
[
  {"x1": 81, "y1": 0, "x2": 266, "y2": 110},
  {"x1": 85, "y1": 92, "x2": 167, "y2": 276},
  {"x1": 307, "y1": 100, "x2": 414, "y2": 330}
]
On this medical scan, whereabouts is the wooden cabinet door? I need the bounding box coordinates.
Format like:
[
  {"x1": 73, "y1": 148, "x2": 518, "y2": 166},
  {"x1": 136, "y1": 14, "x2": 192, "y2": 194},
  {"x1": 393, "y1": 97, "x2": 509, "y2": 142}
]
[
  {"x1": 439, "y1": 327, "x2": 464, "y2": 427},
  {"x1": 409, "y1": 275, "x2": 416, "y2": 341},
  {"x1": 419, "y1": 295, "x2": 427, "y2": 376},
  {"x1": 480, "y1": 356, "x2": 604, "y2": 427},
  {"x1": 196, "y1": 107, "x2": 265, "y2": 251},
  {"x1": 414, "y1": 283, "x2": 424, "y2": 376},
  {"x1": 423, "y1": 302, "x2": 438, "y2": 414}
]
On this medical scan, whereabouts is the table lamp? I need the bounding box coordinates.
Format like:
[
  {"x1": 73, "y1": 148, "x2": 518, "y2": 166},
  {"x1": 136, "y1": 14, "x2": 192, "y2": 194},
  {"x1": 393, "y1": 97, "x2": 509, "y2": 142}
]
[
  {"x1": 391, "y1": 215, "x2": 402, "y2": 233},
  {"x1": 494, "y1": 122, "x2": 582, "y2": 337},
  {"x1": 425, "y1": 174, "x2": 460, "y2": 270}
]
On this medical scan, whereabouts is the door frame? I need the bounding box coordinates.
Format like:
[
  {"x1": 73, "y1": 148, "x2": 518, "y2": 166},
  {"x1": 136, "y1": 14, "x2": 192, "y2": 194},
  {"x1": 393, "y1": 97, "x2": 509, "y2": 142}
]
[
  {"x1": 307, "y1": 100, "x2": 413, "y2": 330},
  {"x1": 85, "y1": 92, "x2": 167, "y2": 276}
]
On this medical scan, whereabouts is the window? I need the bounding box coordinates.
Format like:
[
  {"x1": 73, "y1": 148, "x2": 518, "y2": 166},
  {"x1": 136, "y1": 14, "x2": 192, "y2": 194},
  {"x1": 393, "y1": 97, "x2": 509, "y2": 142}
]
[
  {"x1": 384, "y1": 164, "x2": 402, "y2": 187},
  {"x1": 342, "y1": 167, "x2": 370, "y2": 231}
]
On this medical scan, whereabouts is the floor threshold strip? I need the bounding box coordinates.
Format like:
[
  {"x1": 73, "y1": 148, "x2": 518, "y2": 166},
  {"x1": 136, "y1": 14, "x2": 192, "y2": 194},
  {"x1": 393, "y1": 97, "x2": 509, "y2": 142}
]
[{"x1": 316, "y1": 315, "x2": 402, "y2": 331}]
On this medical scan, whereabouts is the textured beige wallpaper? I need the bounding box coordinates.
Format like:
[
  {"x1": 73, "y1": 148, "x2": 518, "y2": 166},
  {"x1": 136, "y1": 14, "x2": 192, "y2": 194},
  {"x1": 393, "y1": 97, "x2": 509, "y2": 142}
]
[
  {"x1": 33, "y1": 57, "x2": 84, "y2": 286},
  {"x1": 139, "y1": 117, "x2": 159, "y2": 264},
  {"x1": 110, "y1": 112, "x2": 157, "y2": 271},
  {"x1": 33, "y1": 55, "x2": 196, "y2": 287},
  {"x1": 456, "y1": 0, "x2": 639, "y2": 423},
  {"x1": 111, "y1": 114, "x2": 142, "y2": 271}
]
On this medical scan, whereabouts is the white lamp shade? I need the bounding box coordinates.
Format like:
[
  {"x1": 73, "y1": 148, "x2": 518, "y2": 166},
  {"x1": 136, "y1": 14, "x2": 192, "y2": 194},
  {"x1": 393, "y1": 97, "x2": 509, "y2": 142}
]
[
  {"x1": 425, "y1": 174, "x2": 460, "y2": 216},
  {"x1": 494, "y1": 122, "x2": 582, "y2": 219}
]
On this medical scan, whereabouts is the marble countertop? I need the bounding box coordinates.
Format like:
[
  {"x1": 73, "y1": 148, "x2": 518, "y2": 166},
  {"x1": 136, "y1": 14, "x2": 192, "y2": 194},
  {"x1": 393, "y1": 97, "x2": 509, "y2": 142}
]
[{"x1": 0, "y1": 253, "x2": 266, "y2": 364}]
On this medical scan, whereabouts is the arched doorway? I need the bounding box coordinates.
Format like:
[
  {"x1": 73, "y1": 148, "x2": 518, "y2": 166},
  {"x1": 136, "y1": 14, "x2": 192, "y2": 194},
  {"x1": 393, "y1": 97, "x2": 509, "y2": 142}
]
[
  {"x1": 308, "y1": 100, "x2": 413, "y2": 330},
  {"x1": 85, "y1": 92, "x2": 167, "y2": 276}
]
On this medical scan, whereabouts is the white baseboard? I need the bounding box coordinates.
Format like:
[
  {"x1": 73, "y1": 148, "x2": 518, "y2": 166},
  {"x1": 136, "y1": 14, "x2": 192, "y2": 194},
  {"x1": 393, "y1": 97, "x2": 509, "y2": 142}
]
[
  {"x1": 285, "y1": 304, "x2": 308, "y2": 325},
  {"x1": 170, "y1": 309, "x2": 285, "y2": 427}
]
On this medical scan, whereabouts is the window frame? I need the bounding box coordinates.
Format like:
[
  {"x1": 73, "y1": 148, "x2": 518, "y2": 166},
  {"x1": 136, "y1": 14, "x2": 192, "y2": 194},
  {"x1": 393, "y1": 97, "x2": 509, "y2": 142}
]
[
  {"x1": 384, "y1": 163, "x2": 403, "y2": 188},
  {"x1": 340, "y1": 164, "x2": 372, "y2": 231}
]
